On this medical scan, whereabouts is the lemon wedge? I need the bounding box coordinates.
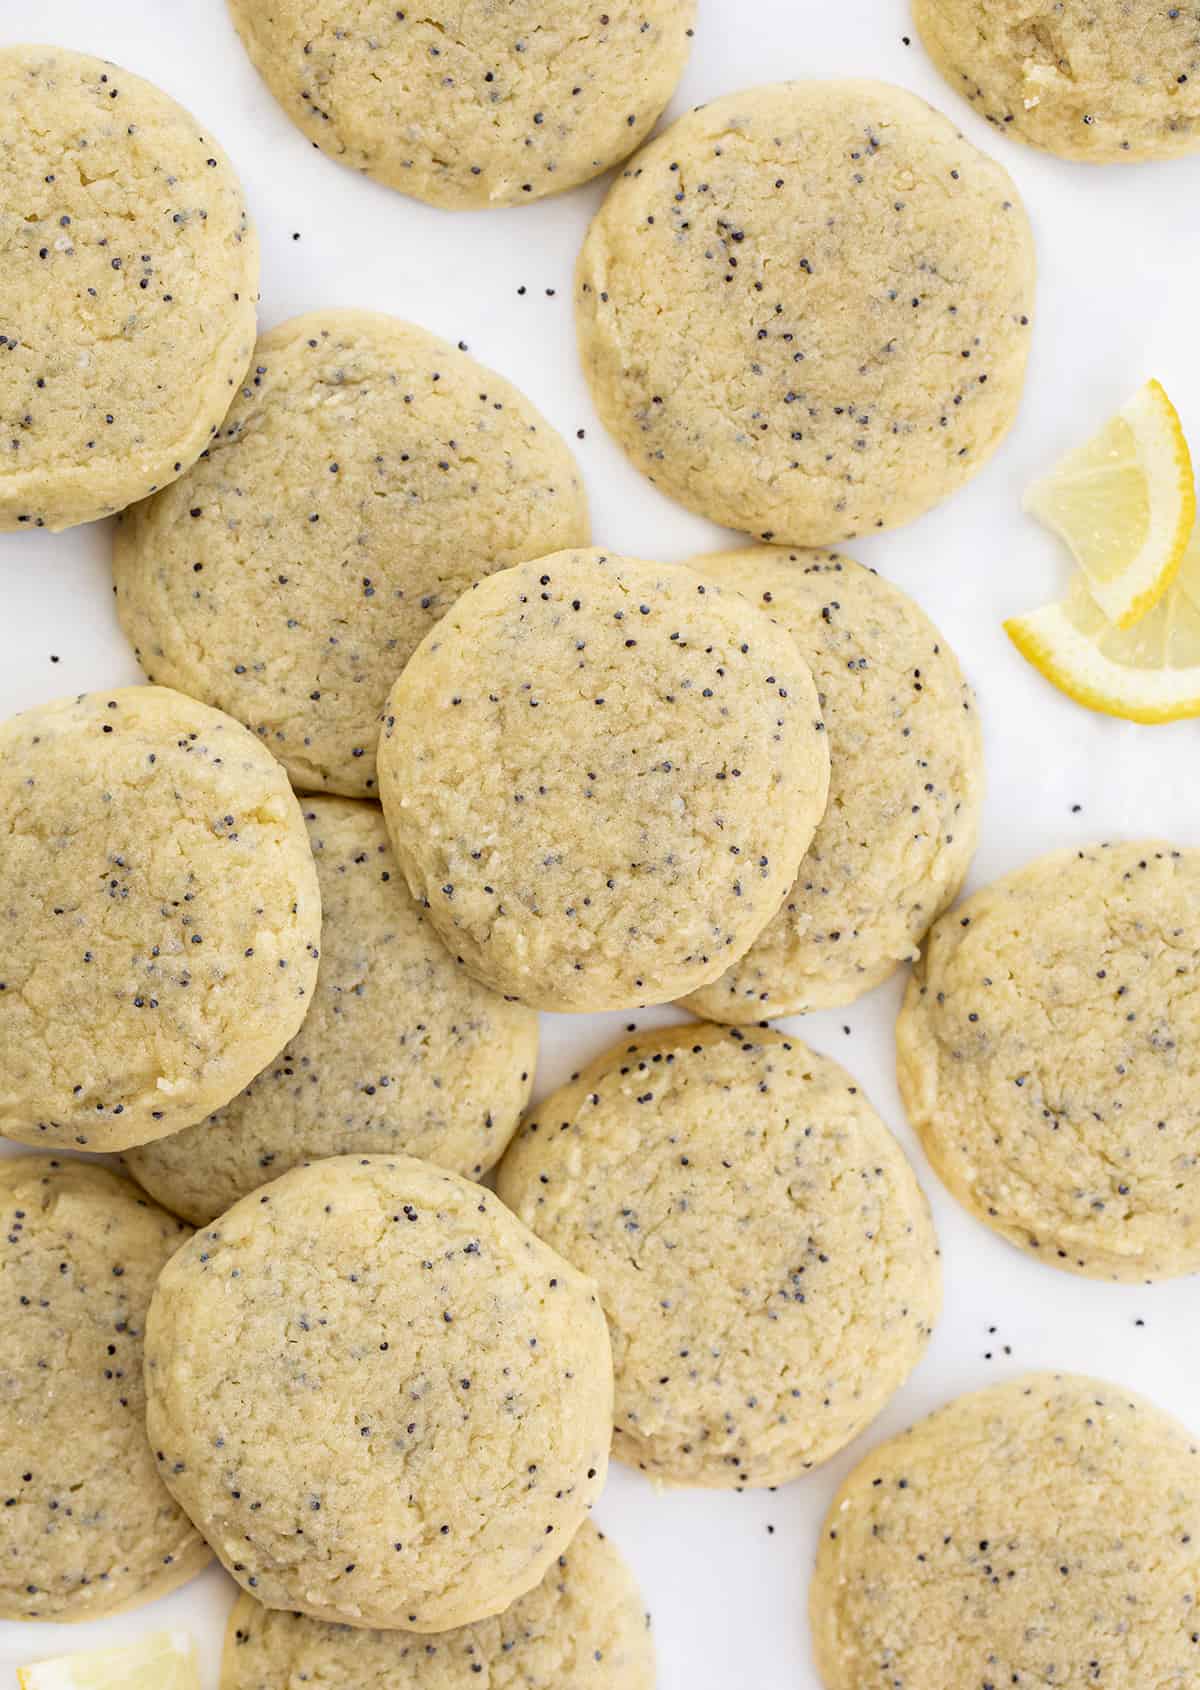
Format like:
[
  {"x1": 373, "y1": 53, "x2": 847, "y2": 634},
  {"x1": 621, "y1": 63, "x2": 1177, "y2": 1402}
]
[
  {"x1": 1006, "y1": 573, "x2": 1200, "y2": 723},
  {"x1": 17, "y1": 1630, "x2": 200, "y2": 1690},
  {"x1": 1179, "y1": 518, "x2": 1200, "y2": 612},
  {"x1": 1023, "y1": 378, "x2": 1195, "y2": 628}
]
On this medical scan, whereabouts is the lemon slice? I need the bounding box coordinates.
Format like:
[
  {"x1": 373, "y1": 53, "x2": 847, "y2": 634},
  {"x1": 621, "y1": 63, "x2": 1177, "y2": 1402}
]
[
  {"x1": 1179, "y1": 518, "x2": 1200, "y2": 612},
  {"x1": 1005, "y1": 574, "x2": 1200, "y2": 722},
  {"x1": 1023, "y1": 378, "x2": 1195, "y2": 628},
  {"x1": 17, "y1": 1630, "x2": 200, "y2": 1690}
]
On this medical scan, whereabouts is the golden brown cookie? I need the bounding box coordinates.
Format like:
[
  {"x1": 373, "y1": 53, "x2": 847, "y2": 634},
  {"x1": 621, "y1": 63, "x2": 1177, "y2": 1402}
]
[
  {"x1": 498, "y1": 1022, "x2": 940, "y2": 1487},
  {"x1": 577, "y1": 81, "x2": 1035, "y2": 543},
  {"x1": 898, "y1": 841, "x2": 1200, "y2": 1280},
  {"x1": 812, "y1": 1372, "x2": 1200, "y2": 1689},
  {"x1": 378, "y1": 549, "x2": 830, "y2": 1011},
  {"x1": 0, "y1": 46, "x2": 257, "y2": 531},
  {"x1": 145, "y1": 1154, "x2": 613, "y2": 1631}
]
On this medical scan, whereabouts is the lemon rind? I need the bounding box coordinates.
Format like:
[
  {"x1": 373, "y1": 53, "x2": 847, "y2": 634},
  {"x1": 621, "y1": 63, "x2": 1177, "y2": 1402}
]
[
  {"x1": 1005, "y1": 602, "x2": 1200, "y2": 724},
  {"x1": 1112, "y1": 378, "x2": 1196, "y2": 628}
]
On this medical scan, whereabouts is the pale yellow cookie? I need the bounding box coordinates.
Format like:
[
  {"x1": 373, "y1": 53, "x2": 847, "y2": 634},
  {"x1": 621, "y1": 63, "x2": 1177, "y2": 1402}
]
[
  {"x1": 577, "y1": 80, "x2": 1035, "y2": 545},
  {"x1": 498, "y1": 1022, "x2": 940, "y2": 1488},
  {"x1": 114, "y1": 310, "x2": 589, "y2": 796},
  {"x1": 227, "y1": 0, "x2": 697, "y2": 208},
  {"x1": 378, "y1": 549, "x2": 830, "y2": 1012},
  {"x1": 811, "y1": 1372, "x2": 1200, "y2": 1690},
  {"x1": 0, "y1": 45, "x2": 257, "y2": 532},
  {"x1": 0, "y1": 687, "x2": 321, "y2": 1153},
  {"x1": 220, "y1": 1521, "x2": 653, "y2": 1689},
  {"x1": 683, "y1": 548, "x2": 983, "y2": 1020},
  {"x1": 0, "y1": 1157, "x2": 210, "y2": 1621},
  {"x1": 897, "y1": 841, "x2": 1200, "y2": 1280},
  {"x1": 125, "y1": 799, "x2": 538, "y2": 1224},
  {"x1": 144, "y1": 1154, "x2": 613, "y2": 1631},
  {"x1": 914, "y1": 0, "x2": 1200, "y2": 162}
]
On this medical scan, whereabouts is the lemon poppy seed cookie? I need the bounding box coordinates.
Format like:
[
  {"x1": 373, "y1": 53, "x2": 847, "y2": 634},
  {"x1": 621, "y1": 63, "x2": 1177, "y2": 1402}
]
[
  {"x1": 0, "y1": 1157, "x2": 210, "y2": 1621},
  {"x1": 144, "y1": 1154, "x2": 613, "y2": 1631},
  {"x1": 114, "y1": 310, "x2": 589, "y2": 796},
  {"x1": 497, "y1": 1023, "x2": 940, "y2": 1488},
  {"x1": 0, "y1": 46, "x2": 258, "y2": 532},
  {"x1": 221, "y1": 1521, "x2": 654, "y2": 1689},
  {"x1": 125, "y1": 799, "x2": 538, "y2": 1224},
  {"x1": 378, "y1": 549, "x2": 830, "y2": 1012},
  {"x1": 811, "y1": 1372, "x2": 1200, "y2": 1690},
  {"x1": 0, "y1": 687, "x2": 321, "y2": 1153},
  {"x1": 227, "y1": 0, "x2": 697, "y2": 209},
  {"x1": 897, "y1": 841, "x2": 1200, "y2": 1281},
  {"x1": 914, "y1": 0, "x2": 1200, "y2": 163},
  {"x1": 577, "y1": 80, "x2": 1035, "y2": 545},
  {"x1": 683, "y1": 548, "x2": 983, "y2": 1021}
]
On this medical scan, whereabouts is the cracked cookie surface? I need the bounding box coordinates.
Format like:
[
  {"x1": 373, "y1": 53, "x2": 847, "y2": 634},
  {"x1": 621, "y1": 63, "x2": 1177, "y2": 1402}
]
[{"x1": 914, "y1": 0, "x2": 1200, "y2": 162}]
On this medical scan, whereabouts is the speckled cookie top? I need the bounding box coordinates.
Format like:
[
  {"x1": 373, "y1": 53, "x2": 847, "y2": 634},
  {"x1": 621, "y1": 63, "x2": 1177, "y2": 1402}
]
[
  {"x1": 811, "y1": 1372, "x2": 1200, "y2": 1690},
  {"x1": 683, "y1": 548, "x2": 983, "y2": 1020},
  {"x1": 0, "y1": 46, "x2": 258, "y2": 532},
  {"x1": 377, "y1": 548, "x2": 830, "y2": 1012},
  {"x1": 576, "y1": 79, "x2": 1035, "y2": 545},
  {"x1": 0, "y1": 1156, "x2": 210, "y2": 1622},
  {"x1": 125, "y1": 798, "x2": 539, "y2": 1224},
  {"x1": 913, "y1": 0, "x2": 1200, "y2": 162},
  {"x1": 0, "y1": 686, "x2": 321, "y2": 1152},
  {"x1": 897, "y1": 841, "x2": 1200, "y2": 1281},
  {"x1": 220, "y1": 1520, "x2": 654, "y2": 1689},
  {"x1": 227, "y1": 0, "x2": 697, "y2": 208},
  {"x1": 113, "y1": 310, "x2": 589, "y2": 796},
  {"x1": 497, "y1": 1022, "x2": 940, "y2": 1488},
  {"x1": 144, "y1": 1154, "x2": 613, "y2": 1632}
]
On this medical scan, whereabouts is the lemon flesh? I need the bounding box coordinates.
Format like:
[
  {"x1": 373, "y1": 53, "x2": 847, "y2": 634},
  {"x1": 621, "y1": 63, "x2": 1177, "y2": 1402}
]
[
  {"x1": 1178, "y1": 518, "x2": 1200, "y2": 612},
  {"x1": 17, "y1": 1630, "x2": 200, "y2": 1690},
  {"x1": 1024, "y1": 378, "x2": 1195, "y2": 629},
  {"x1": 1006, "y1": 574, "x2": 1200, "y2": 723}
]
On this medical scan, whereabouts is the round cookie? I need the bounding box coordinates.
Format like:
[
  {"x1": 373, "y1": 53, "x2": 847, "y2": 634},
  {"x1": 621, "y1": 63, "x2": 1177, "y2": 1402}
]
[
  {"x1": 227, "y1": 0, "x2": 697, "y2": 209},
  {"x1": 144, "y1": 1153, "x2": 613, "y2": 1631},
  {"x1": 0, "y1": 687, "x2": 321, "y2": 1153},
  {"x1": 377, "y1": 549, "x2": 830, "y2": 1012},
  {"x1": 113, "y1": 310, "x2": 589, "y2": 796},
  {"x1": 897, "y1": 841, "x2": 1200, "y2": 1281},
  {"x1": 682, "y1": 548, "x2": 983, "y2": 1020},
  {"x1": 0, "y1": 1156, "x2": 211, "y2": 1621},
  {"x1": 811, "y1": 1372, "x2": 1200, "y2": 1690},
  {"x1": 220, "y1": 1521, "x2": 653, "y2": 1689},
  {"x1": 497, "y1": 1022, "x2": 940, "y2": 1488},
  {"x1": 0, "y1": 46, "x2": 258, "y2": 532},
  {"x1": 125, "y1": 798, "x2": 538, "y2": 1224},
  {"x1": 576, "y1": 80, "x2": 1035, "y2": 545},
  {"x1": 913, "y1": 0, "x2": 1200, "y2": 163}
]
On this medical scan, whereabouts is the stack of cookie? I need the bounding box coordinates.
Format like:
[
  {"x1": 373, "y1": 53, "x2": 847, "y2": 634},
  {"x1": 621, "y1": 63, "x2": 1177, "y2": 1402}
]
[{"x1": 2, "y1": 13, "x2": 1198, "y2": 1690}]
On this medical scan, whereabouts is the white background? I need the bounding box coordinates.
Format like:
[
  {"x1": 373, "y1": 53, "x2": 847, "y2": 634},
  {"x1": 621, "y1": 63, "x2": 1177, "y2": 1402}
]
[{"x1": 3, "y1": 2, "x2": 1200, "y2": 1685}]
